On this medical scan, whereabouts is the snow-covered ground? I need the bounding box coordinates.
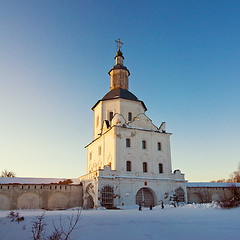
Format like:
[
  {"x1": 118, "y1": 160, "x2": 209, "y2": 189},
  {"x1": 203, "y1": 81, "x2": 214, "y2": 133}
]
[{"x1": 0, "y1": 204, "x2": 240, "y2": 240}]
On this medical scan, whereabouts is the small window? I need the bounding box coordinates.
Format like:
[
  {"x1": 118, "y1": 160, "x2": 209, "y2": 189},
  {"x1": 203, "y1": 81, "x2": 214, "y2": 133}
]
[
  {"x1": 128, "y1": 112, "x2": 132, "y2": 121},
  {"x1": 89, "y1": 152, "x2": 92, "y2": 161},
  {"x1": 126, "y1": 161, "x2": 132, "y2": 171},
  {"x1": 159, "y1": 163, "x2": 163, "y2": 173},
  {"x1": 143, "y1": 162, "x2": 148, "y2": 172},
  {"x1": 96, "y1": 116, "x2": 99, "y2": 127},
  {"x1": 98, "y1": 146, "x2": 101, "y2": 155},
  {"x1": 142, "y1": 140, "x2": 146, "y2": 149},
  {"x1": 126, "y1": 138, "x2": 131, "y2": 147},
  {"x1": 109, "y1": 112, "x2": 114, "y2": 121},
  {"x1": 158, "y1": 142, "x2": 162, "y2": 151}
]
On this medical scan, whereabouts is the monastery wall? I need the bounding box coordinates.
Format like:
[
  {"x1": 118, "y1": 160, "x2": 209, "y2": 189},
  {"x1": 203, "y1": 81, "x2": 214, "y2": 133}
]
[
  {"x1": 0, "y1": 184, "x2": 83, "y2": 210},
  {"x1": 187, "y1": 183, "x2": 240, "y2": 203}
]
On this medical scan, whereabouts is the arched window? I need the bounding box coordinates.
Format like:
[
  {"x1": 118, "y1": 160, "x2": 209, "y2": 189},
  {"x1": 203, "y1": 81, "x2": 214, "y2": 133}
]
[
  {"x1": 128, "y1": 112, "x2": 132, "y2": 121},
  {"x1": 159, "y1": 163, "x2": 163, "y2": 173},
  {"x1": 157, "y1": 142, "x2": 162, "y2": 151},
  {"x1": 143, "y1": 162, "x2": 148, "y2": 172},
  {"x1": 98, "y1": 146, "x2": 101, "y2": 155},
  {"x1": 126, "y1": 138, "x2": 131, "y2": 147},
  {"x1": 96, "y1": 116, "x2": 99, "y2": 127},
  {"x1": 126, "y1": 161, "x2": 131, "y2": 171},
  {"x1": 109, "y1": 112, "x2": 113, "y2": 121}
]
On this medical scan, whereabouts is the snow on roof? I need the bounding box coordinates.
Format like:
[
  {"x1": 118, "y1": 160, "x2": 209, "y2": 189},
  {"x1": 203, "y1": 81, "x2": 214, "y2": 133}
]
[
  {"x1": 0, "y1": 177, "x2": 80, "y2": 185},
  {"x1": 187, "y1": 182, "x2": 240, "y2": 188}
]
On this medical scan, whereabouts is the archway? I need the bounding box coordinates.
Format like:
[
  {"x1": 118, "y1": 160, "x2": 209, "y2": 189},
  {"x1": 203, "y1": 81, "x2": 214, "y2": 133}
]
[
  {"x1": 48, "y1": 192, "x2": 68, "y2": 210},
  {"x1": 101, "y1": 185, "x2": 114, "y2": 207},
  {"x1": 175, "y1": 187, "x2": 185, "y2": 202},
  {"x1": 212, "y1": 193, "x2": 221, "y2": 202},
  {"x1": 86, "y1": 195, "x2": 94, "y2": 209},
  {"x1": 17, "y1": 193, "x2": 41, "y2": 209},
  {"x1": 136, "y1": 187, "x2": 156, "y2": 207},
  {"x1": 188, "y1": 192, "x2": 203, "y2": 203},
  {"x1": 0, "y1": 194, "x2": 10, "y2": 210}
]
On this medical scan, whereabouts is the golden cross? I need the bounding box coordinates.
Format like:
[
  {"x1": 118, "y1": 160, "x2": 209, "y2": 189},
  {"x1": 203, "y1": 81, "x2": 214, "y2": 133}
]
[{"x1": 115, "y1": 38, "x2": 123, "y2": 50}]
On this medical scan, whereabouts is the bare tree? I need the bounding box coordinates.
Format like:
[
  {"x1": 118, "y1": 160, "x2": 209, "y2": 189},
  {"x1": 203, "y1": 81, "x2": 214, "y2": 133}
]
[
  {"x1": 47, "y1": 208, "x2": 81, "y2": 240},
  {"x1": 32, "y1": 209, "x2": 81, "y2": 240},
  {"x1": 32, "y1": 212, "x2": 46, "y2": 240},
  {"x1": 1, "y1": 169, "x2": 16, "y2": 177},
  {"x1": 211, "y1": 162, "x2": 240, "y2": 183}
]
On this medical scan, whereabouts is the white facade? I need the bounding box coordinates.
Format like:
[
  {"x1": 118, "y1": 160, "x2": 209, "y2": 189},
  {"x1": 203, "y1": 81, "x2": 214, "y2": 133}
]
[{"x1": 80, "y1": 46, "x2": 187, "y2": 208}]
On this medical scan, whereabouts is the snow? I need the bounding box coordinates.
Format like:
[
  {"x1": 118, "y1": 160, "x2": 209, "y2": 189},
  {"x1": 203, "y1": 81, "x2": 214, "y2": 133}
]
[
  {"x1": 1, "y1": 204, "x2": 240, "y2": 240},
  {"x1": 0, "y1": 177, "x2": 80, "y2": 185},
  {"x1": 187, "y1": 182, "x2": 240, "y2": 187}
]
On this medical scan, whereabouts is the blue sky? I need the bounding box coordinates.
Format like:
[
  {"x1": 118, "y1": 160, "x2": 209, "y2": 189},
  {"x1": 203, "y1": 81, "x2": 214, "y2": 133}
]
[{"x1": 0, "y1": 0, "x2": 239, "y2": 181}]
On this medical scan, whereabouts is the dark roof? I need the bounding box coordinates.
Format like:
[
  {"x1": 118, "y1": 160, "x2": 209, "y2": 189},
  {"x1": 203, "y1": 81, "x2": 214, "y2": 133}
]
[
  {"x1": 92, "y1": 88, "x2": 147, "y2": 111},
  {"x1": 108, "y1": 65, "x2": 130, "y2": 76},
  {"x1": 116, "y1": 50, "x2": 123, "y2": 57},
  {"x1": 102, "y1": 88, "x2": 138, "y2": 101}
]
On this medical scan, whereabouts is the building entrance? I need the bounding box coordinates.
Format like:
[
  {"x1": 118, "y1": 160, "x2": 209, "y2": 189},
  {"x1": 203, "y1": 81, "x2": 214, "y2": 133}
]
[{"x1": 136, "y1": 187, "x2": 155, "y2": 207}]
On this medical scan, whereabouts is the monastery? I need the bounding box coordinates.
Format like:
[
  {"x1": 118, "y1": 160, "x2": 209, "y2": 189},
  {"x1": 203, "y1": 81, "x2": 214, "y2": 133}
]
[
  {"x1": 79, "y1": 40, "x2": 187, "y2": 208},
  {"x1": 1, "y1": 40, "x2": 238, "y2": 210}
]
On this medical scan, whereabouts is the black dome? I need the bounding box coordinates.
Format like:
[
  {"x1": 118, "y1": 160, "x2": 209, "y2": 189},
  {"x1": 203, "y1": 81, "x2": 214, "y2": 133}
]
[
  {"x1": 92, "y1": 88, "x2": 147, "y2": 111},
  {"x1": 102, "y1": 88, "x2": 138, "y2": 101},
  {"x1": 116, "y1": 50, "x2": 123, "y2": 57}
]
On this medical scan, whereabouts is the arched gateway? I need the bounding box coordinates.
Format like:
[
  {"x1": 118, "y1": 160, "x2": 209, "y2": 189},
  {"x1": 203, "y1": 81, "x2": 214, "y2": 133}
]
[{"x1": 136, "y1": 187, "x2": 156, "y2": 207}]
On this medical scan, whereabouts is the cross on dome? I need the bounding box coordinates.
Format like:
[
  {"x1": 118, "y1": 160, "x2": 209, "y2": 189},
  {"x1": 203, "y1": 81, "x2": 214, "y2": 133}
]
[{"x1": 115, "y1": 38, "x2": 123, "y2": 51}]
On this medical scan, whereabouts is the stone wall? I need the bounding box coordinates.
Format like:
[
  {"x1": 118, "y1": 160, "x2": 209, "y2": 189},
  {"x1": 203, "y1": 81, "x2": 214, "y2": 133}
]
[
  {"x1": 187, "y1": 185, "x2": 240, "y2": 203},
  {"x1": 0, "y1": 184, "x2": 83, "y2": 210}
]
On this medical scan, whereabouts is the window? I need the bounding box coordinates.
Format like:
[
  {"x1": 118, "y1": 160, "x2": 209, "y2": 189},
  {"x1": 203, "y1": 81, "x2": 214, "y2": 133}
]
[
  {"x1": 126, "y1": 138, "x2": 131, "y2": 147},
  {"x1": 96, "y1": 116, "x2": 99, "y2": 127},
  {"x1": 98, "y1": 146, "x2": 101, "y2": 155},
  {"x1": 143, "y1": 162, "x2": 148, "y2": 172},
  {"x1": 158, "y1": 142, "x2": 162, "y2": 151},
  {"x1": 159, "y1": 163, "x2": 163, "y2": 173},
  {"x1": 89, "y1": 152, "x2": 92, "y2": 161},
  {"x1": 128, "y1": 112, "x2": 132, "y2": 121},
  {"x1": 109, "y1": 112, "x2": 114, "y2": 121},
  {"x1": 126, "y1": 161, "x2": 132, "y2": 171},
  {"x1": 142, "y1": 140, "x2": 146, "y2": 149}
]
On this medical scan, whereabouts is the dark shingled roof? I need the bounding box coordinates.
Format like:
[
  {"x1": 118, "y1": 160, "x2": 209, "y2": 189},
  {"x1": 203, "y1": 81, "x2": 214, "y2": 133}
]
[
  {"x1": 108, "y1": 65, "x2": 130, "y2": 76},
  {"x1": 92, "y1": 88, "x2": 147, "y2": 111},
  {"x1": 102, "y1": 88, "x2": 138, "y2": 101}
]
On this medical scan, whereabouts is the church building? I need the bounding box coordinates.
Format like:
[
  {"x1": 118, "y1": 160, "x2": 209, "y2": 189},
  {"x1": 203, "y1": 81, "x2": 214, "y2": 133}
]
[{"x1": 80, "y1": 40, "x2": 187, "y2": 208}]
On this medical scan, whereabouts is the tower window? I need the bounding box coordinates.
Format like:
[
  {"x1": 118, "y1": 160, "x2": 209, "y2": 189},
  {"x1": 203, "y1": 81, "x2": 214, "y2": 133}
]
[
  {"x1": 128, "y1": 112, "x2": 132, "y2": 121},
  {"x1": 109, "y1": 112, "x2": 114, "y2": 121},
  {"x1": 158, "y1": 142, "x2": 162, "y2": 151},
  {"x1": 96, "y1": 116, "x2": 99, "y2": 127},
  {"x1": 89, "y1": 152, "x2": 92, "y2": 161},
  {"x1": 126, "y1": 138, "x2": 131, "y2": 147},
  {"x1": 159, "y1": 163, "x2": 163, "y2": 173},
  {"x1": 143, "y1": 162, "x2": 148, "y2": 172},
  {"x1": 142, "y1": 140, "x2": 146, "y2": 149},
  {"x1": 126, "y1": 161, "x2": 132, "y2": 172},
  {"x1": 98, "y1": 146, "x2": 101, "y2": 155}
]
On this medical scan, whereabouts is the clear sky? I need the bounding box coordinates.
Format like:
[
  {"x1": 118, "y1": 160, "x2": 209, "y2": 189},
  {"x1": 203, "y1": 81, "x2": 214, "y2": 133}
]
[{"x1": 0, "y1": 0, "x2": 240, "y2": 182}]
